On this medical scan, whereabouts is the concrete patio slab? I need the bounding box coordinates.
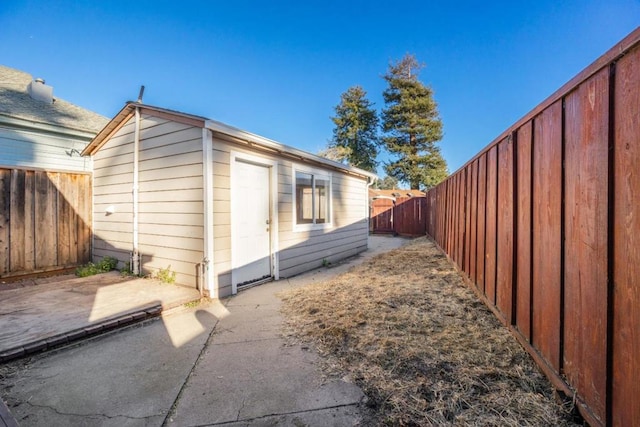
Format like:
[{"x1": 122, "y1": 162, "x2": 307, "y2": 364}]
[{"x1": 0, "y1": 272, "x2": 201, "y2": 362}]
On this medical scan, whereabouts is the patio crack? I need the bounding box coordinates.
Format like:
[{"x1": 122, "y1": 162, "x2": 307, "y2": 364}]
[
  {"x1": 161, "y1": 316, "x2": 221, "y2": 426},
  {"x1": 0, "y1": 308, "x2": 31, "y2": 316},
  {"x1": 236, "y1": 398, "x2": 246, "y2": 421},
  {"x1": 206, "y1": 402, "x2": 363, "y2": 425},
  {"x1": 23, "y1": 401, "x2": 161, "y2": 421}
]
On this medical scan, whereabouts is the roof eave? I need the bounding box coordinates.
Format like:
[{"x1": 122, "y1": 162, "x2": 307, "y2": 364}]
[
  {"x1": 83, "y1": 102, "x2": 378, "y2": 181},
  {"x1": 0, "y1": 113, "x2": 101, "y2": 140},
  {"x1": 205, "y1": 119, "x2": 378, "y2": 180}
]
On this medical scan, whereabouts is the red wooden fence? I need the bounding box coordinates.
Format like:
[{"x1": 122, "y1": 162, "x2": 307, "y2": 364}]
[
  {"x1": 370, "y1": 196, "x2": 427, "y2": 236},
  {"x1": 425, "y1": 27, "x2": 640, "y2": 427}
]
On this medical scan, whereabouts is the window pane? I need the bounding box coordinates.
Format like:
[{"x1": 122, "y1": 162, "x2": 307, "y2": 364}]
[
  {"x1": 296, "y1": 171, "x2": 314, "y2": 224},
  {"x1": 315, "y1": 177, "x2": 329, "y2": 224}
]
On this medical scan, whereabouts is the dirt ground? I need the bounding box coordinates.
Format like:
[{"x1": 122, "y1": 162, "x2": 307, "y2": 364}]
[{"x1": 280, "y1": 237, "x2": 581, "y2": 426}]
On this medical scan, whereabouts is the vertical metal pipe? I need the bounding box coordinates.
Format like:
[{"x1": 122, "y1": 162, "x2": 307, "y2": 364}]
[
  {"x1": 132, "y1": 106, "x2": 140, "y2": 275},
  {"x1": 202, "y1": 126, "x2": 214, "y2": 297}
]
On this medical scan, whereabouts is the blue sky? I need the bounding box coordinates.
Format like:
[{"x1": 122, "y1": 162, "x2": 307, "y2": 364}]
[{"x1": 2, "y1": 1, "x2": 638, "y2": 178}]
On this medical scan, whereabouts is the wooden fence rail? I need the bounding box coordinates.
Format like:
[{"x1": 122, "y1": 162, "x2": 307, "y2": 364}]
[
  {"x1": 425, "y1": 27, "x2": 640, "y2": 427},
  {"x1": 0, "y1": 168, "x2": 92, "y2": 279}
]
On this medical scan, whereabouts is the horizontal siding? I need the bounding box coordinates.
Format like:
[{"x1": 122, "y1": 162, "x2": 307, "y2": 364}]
[
  {"x1": 93, "y1": 182, "x2": 133, "y2": 196},
  {"x1": 279, "y1": 227, "x2": 368, "y2": 271},
  {"x1": 91, "y1": 113, "x2": 204, "y2": 288},
  {"x1": 138, "y1": 212, "x2": 203, "y2": 227},
  {"x1": 138, "y1": 201, "x2": 203, "y2": 214},
  {"x1": 94, "y1": 247, "x2": 130, "y2": 264},
  {"x1": 139, "y1": 223, "x2": 203, "y2": 239},
  {"x1": 92, "y1": 114, "x2": 134, "y2": 271},
  {"x1": 94, "y1": 237, "x2": 133, "y2": 252},
  {"x1": 0, "y1": 127, "x2": 93, "y2": 172},
  {"x1": 210, "y1": 137, "x2": 369, "y2": 294},
  {"x1": 280, "y1": 242, "x2": 367, "y2": 278},
  {"x1": 138, "y1": 188, "x2": 202, "y2": 203}
]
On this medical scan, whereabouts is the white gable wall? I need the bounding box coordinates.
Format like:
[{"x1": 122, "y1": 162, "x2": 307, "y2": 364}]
[{"x1": 92, "y1": 113, "x2": 205, "y2": 286}]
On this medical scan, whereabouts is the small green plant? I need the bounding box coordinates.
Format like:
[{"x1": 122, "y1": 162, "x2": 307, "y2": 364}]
[
  {"x1": 75, "y1": 256, "x2": 119, "y2": 277},
  {"x1": 322, "y1": 258, "x2": 331, "y2": 268},
  {"x1": 183, "y1": 300, "x2": 200, "y2": 308},
  {"x1": 155, "y1": 265, "x2": 176, "y2": 284},
  {"x1": 120, "y1": 261, "x2": 135, "y2": 277}
]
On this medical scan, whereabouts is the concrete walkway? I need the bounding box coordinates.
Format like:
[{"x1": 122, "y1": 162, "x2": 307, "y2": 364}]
[{"x1": 0, "y1": 236, "x2": 410, "y2": 426}]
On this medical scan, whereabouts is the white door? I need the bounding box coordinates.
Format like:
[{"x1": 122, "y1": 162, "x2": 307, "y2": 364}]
[{"x1": 233, "y1": 160, "x2": 272, "y2": 287}]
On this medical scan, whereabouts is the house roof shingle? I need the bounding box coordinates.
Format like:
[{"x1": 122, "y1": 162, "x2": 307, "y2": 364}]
[{"x1": 0, "y1": 65, "x2": 109, "y2": 134}]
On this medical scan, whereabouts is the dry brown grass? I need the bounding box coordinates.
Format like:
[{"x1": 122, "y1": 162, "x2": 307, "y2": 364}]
[{"x1": 280, "y1": 237, "x2": 580, "y2": 426}]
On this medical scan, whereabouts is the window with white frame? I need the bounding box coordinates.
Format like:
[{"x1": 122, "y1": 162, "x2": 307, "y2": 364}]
[{"x1": 294, "y1": 167, "x2": 331, "y2": 229}]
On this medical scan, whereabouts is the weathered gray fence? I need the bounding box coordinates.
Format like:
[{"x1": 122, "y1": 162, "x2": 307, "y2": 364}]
[{"x1": 0, "y1": 168, "x2": 92, "y2": 279}]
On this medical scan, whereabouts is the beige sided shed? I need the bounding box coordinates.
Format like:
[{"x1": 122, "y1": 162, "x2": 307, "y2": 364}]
[{"x1": 82, "y1": 102, "x2": 376, "y2": 298}]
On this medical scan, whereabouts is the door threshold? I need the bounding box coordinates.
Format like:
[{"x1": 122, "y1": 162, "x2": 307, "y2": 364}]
[{"x1": 237, "y1": 276, "x2": 274, "y2": 291}]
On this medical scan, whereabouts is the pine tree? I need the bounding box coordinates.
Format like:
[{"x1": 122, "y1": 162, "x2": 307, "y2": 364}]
[
  {"x1": 325, "y1": 86, "x2": 380, "y2": 172},
  {"x1": 375, "y1": 175, "x2": 399, "y2": 190},
  {"x1": 381, "y1": 54, "x2": 448, "y2": 190}
]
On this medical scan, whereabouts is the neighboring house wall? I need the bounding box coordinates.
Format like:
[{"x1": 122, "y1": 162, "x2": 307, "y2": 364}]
[
  {"x1": 0, "y1": 66, "x2": 108, "y2": 278},
  {"x1": 0, "y1": 120, "x2": 93, "y2": 172},
  {"x1": 0, "y1": 66, "x2": 108, "y2": 173},
  {"x1": 92, "y1": 113, "x2": 205, "y2": 286}
]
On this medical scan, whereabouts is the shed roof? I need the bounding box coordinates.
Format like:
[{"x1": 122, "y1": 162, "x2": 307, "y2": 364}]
[
  {"x1": 0, "y1": 65, "x2": 109, "y2": 134},
  {"x1": 83, "y1": 102, "x2": 378, "y2": 180}
]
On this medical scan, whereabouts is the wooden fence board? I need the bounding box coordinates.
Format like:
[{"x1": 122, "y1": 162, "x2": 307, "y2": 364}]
[
  {"x1": 612, "y1": 44, "x2": 640, "y2": 426},
  {"x1": 24, "y1": 170, "x2": 35, "y2": 271},
  {"x1": 476, "y1": 154, "x2": 487, "y2": 292},
  {"x1": 35, "y1": 172, "x2": 58, "y2": 269},
  {"x1": 469, "y1": 160, "x2": 478, "y2": 283},
  {"x1": 532, "y1": 101, "x2": 563, "y2": 372},
  {"x1": 485, "y1": 146, "x2": 498, "y2": 304},
  {"x1": 496, "y1": 137, "x2": 514, "y2": 324},
  {"x1": 465, "y1": 167, "x2": 472, "y2": 277},
  {"x1": 458, "y1": 172, "x2": 466, "y2": 270},
  {"x1": 445, "y1": 180, "x2": 451, "y2": 253},
  {"x1": 563, "y1": 68, "x2": 609, "y2": 423},
  {"x1": 78, "y1": 173, "x2": 92, "y2": 263},
  {"x1": 0, "y1": 170, "x2": 9, "y2": 274},
  {"x1": 451, "y1": 175, "x2": 458, "y2": 264},
  {"x1": 9, "y1": 170, "x2": 25, "y2": 271},
  {"x1": 456, "y1": 173, "x2": 462, "y2": 266},
  {"x1": 439, "y1": 185, "x2": 445, "y2": 245},
  {"x1": 516, "y1": 122, "x2": 533, "y2": 341},
  {"x1": 57, "y1": 173, "x2": 72, "y2": 266}
]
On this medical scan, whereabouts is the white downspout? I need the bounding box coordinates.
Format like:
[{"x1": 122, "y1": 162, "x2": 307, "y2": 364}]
[
  {"x1": 202, "y1": 126, "x2": 215, "y2": 297},
  {"x1": 132, "y1": 106, "x2": 141, "y2": 275}
]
